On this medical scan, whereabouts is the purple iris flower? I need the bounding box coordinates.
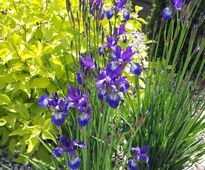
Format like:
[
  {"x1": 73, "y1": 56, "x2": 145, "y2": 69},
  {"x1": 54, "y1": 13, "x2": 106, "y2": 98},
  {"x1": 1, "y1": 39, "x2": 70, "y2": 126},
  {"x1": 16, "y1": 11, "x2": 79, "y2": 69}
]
[
  {"x1": 123, "y1": 9, "x2": 130, "y2": 21},
  {"x1": 110, "y1": 46, "x2": 133, "y2": 63},
  {"x1": 51, "y1": 112, "x2": 67, "y2": 126},
  {"x1": 38, "y1": 94, "x2": 49, "y2": 108},
  {"x1": 77, "y1": 106, "x2": 91, "y2": 126},
  {"x1": 119, "y1": 80, "x2": 130, "y2": 93},
  {"x1": 116, "y1": 0, "x2": 127, "y2": 9},
  {"x1": 98, "y1": 88, "x2": 107, "y2": 100},
  {"x1": 77, "y1": 72, "x2": 83, "y2": 85},
  {"x1": 106, "y1": 92, "x2": 121, "y2": 108},
  {"x1": 172, "y1": 0, "x2": 183, "y2": 11},
  {"x1": 53, "y1": 136, "x2": 86, "y2": 170},
  {"x1": 107, "y1": 36, "x2": 120, "y2": 48},
  {"x1": 80, "y1": 53, "x2": 95, "y2": 71},
  {"x1": 106, "y1": 8, "x2": 114, "y2": 20},
  {"x1": 106, "y1": 61, "x2": 122, "y2": 79},
  {"x1": 133, "y1": 146, "x2": 149, "y2": 166},
  {"x1": 68, "y1": 86, "x2": 82, "y2": 103},
  {"x1": 128, "y1": 159, "x2": 138, "y2": 170},
  {"x1": 53, "y1": 147, "x2": 64, "y2": 158},
  {"x1": 162, "y1": 7, "x2": 173, "y2": 21},
  {"x1": 130, "y1": 62, "x2": 142, "y2": 76},
  {"x1": 121, "y1": 46, "x2": 133, "y2": 62},
  {"x1": 98, "y1": 46, "x2": 104, "y2": 55},
  {"x1": 119, "y1": 23, "x2": 126, "y2": 35},
  {"x1": 95, "y1": 68, "x2": 130, "y2": 108},
  {"x1": 128, "y1": 145, "x2": 149, "y2": 170},
  {"x1": 68, "y1": 157, "x2": 81, "y2": 170},
  {"x1": 47, "y1": 93, "x2": 58, "y2": 108},
  {"x1": 67, "y1": 86, "x2": 91, "y2": 126},
  {"x1": 100, "y1": 12, "x2": 105, "y2": 20},
  {"x1": 90, "y1": 0, "x2": 103, "y2": 15}
]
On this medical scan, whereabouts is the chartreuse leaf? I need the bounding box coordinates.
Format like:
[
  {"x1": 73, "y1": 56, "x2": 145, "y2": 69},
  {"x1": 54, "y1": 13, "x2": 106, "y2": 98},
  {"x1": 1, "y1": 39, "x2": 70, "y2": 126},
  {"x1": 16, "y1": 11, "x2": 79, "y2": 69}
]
[
  {"x1": 0, "y1": 94, "x2": 11, "y2": 105},
  {"x1": 30, "y1": 77, "x2": 50, "y2": 88},
  {"x1": 0, "y1": 118, "x2": 6, "y2": 126},
  {"x1": 42, "y1": 130, "x2": 56, "y2": 142},
  {"x1": 27, "y1": 137, "x2": 39, "y2": 153}
]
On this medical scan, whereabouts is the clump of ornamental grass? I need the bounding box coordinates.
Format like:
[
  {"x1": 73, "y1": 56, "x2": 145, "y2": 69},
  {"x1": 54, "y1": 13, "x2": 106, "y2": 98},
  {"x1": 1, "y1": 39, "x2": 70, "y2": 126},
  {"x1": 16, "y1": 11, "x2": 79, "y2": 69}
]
[{"x1": 119, "y1": 0, "x2": 205, "y2": 169}]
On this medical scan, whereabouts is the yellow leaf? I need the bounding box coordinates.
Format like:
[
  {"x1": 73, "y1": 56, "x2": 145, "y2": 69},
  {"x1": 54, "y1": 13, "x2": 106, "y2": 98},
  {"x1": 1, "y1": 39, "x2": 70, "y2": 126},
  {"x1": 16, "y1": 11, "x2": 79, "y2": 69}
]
[
  {"x1": 27, "y1": 137, "x2": 39, "y2": 153},
  {"x1": 0, "y1": 119, "x2": 6, "y2": 126}
]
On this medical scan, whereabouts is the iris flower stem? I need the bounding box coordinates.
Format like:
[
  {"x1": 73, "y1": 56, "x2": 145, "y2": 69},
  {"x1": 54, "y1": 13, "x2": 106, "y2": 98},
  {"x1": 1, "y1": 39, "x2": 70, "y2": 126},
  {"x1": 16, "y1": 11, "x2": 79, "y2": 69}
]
[{"x1": 82, "y1": 127, "x2": 87, "y2": 170}]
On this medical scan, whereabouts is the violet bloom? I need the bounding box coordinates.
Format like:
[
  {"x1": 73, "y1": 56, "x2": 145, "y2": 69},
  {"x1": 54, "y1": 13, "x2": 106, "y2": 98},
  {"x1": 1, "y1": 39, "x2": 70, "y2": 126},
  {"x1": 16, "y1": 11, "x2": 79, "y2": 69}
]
[
  {"x1": 162, "y1": 7, "x2": 173, "y2": 21},
  {"x1": 130, "y1": 62, "x2": 142, "y2": 76},
  {"x1": 123, "y1": 9, "x2": 130, "y2": 21},
  {"x1": 106, "y1": 8, "x2": 114, "y2": 20},
  {"x1": 128, "y1": 145, "x2": 149, "y2": 170},
  {"x1": 128, "y1": 159, "x2": 138, "y2": 170},
  {"x1": 53, "y1": 136, "x2": 86, "y2": 170},
  {"x1": 77, "y1": 106, "x2": 91, "y2": 126},
  {"x1": 68, "y1": 157, "x2": 81, "y2": 170},
  {"x1": 110, "y1": 46, "x2": 133, "y2": 63},
  {"x1": 95, "y1": 69, "x2": 130, "y2": 108},
  {"x1": 173, "y1": 0, "x2": 183, "y2": 11},
  {"x1": 80, "y1": 53, "x2": 95, "y2": 72},
  {"x1": 116, "y1": 0, "x2": 127, "y2": 9},
  {"x1": 107, "y1": 36, "x2": 120, "y2": 48},
  {"x1": 106, "y1": 61, "x2": 122, "y2": 79},
  {"x1": 77, "y1": 72, "x2": 83, "y2": 85},
  {"x1": 68, "y1": 86, "x2": 91, "y2": 126},
  {"x1": 119, "y1": 23, "x2": 126, "y2": 35},
  {"x1": 51, "y1": 112, "x2": 67, "y2": 126},
  {"x1": 106, "y1": 92, "x2": 121, "y2": 108},
  {"x1": 38, "y1": 95, "x2": 49, "y2": 108},
  {"x1": 90, "y1": 0, "x2": 103, "y2": 15}
]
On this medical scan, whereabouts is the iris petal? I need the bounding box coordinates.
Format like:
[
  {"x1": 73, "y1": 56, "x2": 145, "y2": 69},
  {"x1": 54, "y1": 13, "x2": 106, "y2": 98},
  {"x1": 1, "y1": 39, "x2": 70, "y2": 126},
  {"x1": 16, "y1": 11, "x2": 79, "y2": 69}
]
[
  {"x1": 77, "y1": 113, "x2": 90, "y2": 126},
  {"x1": 130, "y1": 62, "x2": 142, "y2": 76},
  {"x1": 106, "y1": 93, "x2": 121, "y2": 108},
  {"x1": 162, "y1": 7, "x2": 173, "y2": 21},
  {"x1": 38, "y1": 95, "x2": 49, "y2": 108},
  {"x1": 128, "y1": 159, "x2": 138, "y2": 170},
  {"x1": 68, "y1": 157, "x2": 81, "y2": 170},
  {"x1": 51, "y1": 112, "x2": 66, "y2": 126}
]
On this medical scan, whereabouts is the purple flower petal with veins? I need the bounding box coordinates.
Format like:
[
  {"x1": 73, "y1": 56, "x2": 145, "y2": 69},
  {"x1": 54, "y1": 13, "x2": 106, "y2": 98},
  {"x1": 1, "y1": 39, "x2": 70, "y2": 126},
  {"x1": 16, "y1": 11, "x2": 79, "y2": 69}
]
[
  {"x1": 119, "y1": 80, "x2": 130, "y2": 93},
  {"x1": 77, "y1": 72, "x2": 83, "y2": 85},
  {"x1": 77, "y1": 110, "x2": 91, "y2": 126},
  {"x1": 119, "y1": 23, "x2": 126, "y2": 35},
  {"x1": 124, "y1": 9, "x2": 130, "y2": 21},
  {"x1": 130, "y1": 62, "x2": 142, "y2": 76},
  {"x1": 106, "y1": 61, "x2": 122, "y2": 79},
  {"x1": 106, "y1": 9, "x2": 114, "y2": 20},
  {"x1": 38, "y1": 95, "x2": 49, "y2": 108},
  {"x1": 128, "y1": 159, "x2": 138, "y2": 170},
  {"x1": 116, "y1": 0, "x2": 127, "y2": 9},
  {"x1": 106, "y1": 92, "x2": 121, "y2": 108},
  {"x1": 121, "y1": 46, "x2": 133, "y2": 62},
  {"x1": 53, "y1": 147, "x2": 64, "y2": 158},
  {"x1": 162, "y1": 7, "x2": 173, "y2": 21},
  {"x1": 80, "y1": 53, "x2": 95, "y2": 71},
  {"x1": 173, "y1": 0, "x2": 183, "y2": 11},
  {"x1": 51, "y1": 112, "x2": 66, "y2": 126},
  {"x1": 68, "y1": 157, "x2": 81, "y2": 170}
]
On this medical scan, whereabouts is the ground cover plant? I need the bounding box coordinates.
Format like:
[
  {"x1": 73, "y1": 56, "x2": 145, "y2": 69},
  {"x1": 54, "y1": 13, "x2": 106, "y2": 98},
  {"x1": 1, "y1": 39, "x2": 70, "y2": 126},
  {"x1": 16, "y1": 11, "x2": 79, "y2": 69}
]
[{"x1": 0, "y1": 0, "x2": 205, "y2": 169}]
